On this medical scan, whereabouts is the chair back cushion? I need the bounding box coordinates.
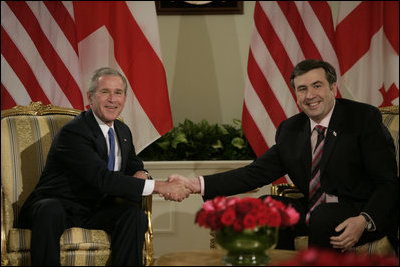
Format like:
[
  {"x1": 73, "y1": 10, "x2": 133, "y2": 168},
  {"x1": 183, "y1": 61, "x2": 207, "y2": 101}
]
[
  {"x1": 1, "y1": 103, "x2": 80, "y2": 233},
  {"x1": 380, "y1": 105, "x2": 399, "y2": 175}
]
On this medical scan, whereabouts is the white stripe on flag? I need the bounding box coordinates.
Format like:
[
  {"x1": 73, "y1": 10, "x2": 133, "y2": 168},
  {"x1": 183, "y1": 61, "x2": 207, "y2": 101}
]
[
  {"x1": 26, "y1": 1, "x2": 82, "y2": 90},
  {"x1": 1, "y1": 55, "x2": 32, "y2": 105},
  {"x1": 260, "y1": 2, "x2": 305, "y2": 65},
  {"x1": 250, "y1": 30, "x2": 298, "y2": 119}
]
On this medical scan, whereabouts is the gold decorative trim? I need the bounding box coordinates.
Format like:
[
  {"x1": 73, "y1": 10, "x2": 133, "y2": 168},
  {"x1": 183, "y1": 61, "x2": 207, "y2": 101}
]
[
  {"x1": 1, "y1": 101, "x2": 82, "y2": 119},
  {"x1": 379, "y1": 105, "x2": 399, "y2": 114},
  {"x1": 143, "y1": 195, "x2": 154, "y2": 266},
  {"x1": 1, "y1": 186, "x2": 9, "y2": 266}
]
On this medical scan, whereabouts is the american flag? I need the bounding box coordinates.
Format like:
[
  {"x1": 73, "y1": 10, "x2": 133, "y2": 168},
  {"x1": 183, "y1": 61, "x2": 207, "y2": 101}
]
[
  {"x1": 1, "y1": 1, "x2": 173, "y2": 153},
  {"x1": 243, "y1": 1, "x2": 399, "y2": 184}
]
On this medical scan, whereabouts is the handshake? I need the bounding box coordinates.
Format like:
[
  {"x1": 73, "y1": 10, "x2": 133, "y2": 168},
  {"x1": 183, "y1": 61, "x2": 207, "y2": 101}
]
[{"x1": 154, "y1": 174, "x2": 201, "y2": 202}]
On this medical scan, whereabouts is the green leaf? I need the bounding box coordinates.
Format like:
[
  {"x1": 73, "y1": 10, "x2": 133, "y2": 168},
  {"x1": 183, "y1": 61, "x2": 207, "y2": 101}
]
[
  {"x1": 212, "y1": 139, "x2": 223, "y2": 149},
  {"x1": 157, "y1": 140, "x2": 171, "y2": 151},
  {"x1": 171, "y1": 132, "x2": 187, "y2": 149},
  {"x1": 231, "y1": 137, "x2": 245, "y2": 149}
]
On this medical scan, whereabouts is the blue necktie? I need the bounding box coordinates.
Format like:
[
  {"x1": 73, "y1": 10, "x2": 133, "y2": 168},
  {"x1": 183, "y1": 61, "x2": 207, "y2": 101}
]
[{"x1": 107, "y1": 128, "x2": 115, "y2": 171}]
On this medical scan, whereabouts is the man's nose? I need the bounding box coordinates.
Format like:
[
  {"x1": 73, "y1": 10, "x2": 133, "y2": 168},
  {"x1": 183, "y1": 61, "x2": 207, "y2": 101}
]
[{"x1": 306, "y1": 88, "x2": 315, "y2": 98}]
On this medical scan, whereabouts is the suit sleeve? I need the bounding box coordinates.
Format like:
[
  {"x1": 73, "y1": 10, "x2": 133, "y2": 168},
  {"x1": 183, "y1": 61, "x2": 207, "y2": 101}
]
[
  {"x1": 203, "y1": 124, "x2": 287, "y2": 200},
  {"x1": 358, "y1": 107, "x2": 398, "y2": 231},
  {"x1": 54, "y1": 123, "x2": 145, "y2": 203}
]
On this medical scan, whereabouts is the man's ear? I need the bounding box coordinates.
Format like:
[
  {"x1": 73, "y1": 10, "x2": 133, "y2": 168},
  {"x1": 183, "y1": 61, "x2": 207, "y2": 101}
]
[
  {"x1": 331, "y1": 83, "x2": 338, "y2": 97},
  {"x1": 87, "y1": 91, "x2": 92, "y2": 105}
]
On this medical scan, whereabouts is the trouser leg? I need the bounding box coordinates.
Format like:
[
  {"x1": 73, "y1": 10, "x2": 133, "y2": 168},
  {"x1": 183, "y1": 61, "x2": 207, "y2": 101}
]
[
  {"x1": 309, "y1": 203, "x2": 385, "y2": 249},
  {"x1": 84, "y1": 202, "x2": 148, "y2": 266},
  {"x1": 27, "y1": 199, "x2": 68, "y2": 266},
  {"x1": 111, "y1": 205, "x2": 148, "y2": 265}
]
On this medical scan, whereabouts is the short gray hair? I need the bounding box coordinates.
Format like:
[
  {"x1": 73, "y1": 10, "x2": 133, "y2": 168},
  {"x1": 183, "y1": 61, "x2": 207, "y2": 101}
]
[{"x1": 88, "y1": 67, "x2": 128, "y2": 95}]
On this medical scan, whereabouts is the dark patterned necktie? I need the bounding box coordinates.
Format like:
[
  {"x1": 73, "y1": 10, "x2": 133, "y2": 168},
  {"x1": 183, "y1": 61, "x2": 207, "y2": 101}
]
[
  {"x1": 107, "y1": 128, "x2": 115, "y2": 171},
  {"x1": 306, "y1": 125, "x2": 326, "y2": 224}
]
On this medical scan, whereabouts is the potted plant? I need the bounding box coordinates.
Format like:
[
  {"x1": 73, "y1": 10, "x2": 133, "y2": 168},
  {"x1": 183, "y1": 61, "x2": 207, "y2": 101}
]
[{"x1": 138, "y1": 118, "x2": 256, "y2": 161}]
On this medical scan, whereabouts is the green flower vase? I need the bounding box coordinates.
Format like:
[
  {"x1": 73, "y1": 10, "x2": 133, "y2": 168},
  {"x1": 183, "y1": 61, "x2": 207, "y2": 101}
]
[{"x1": 215, "y1": 226, "x2": 278, "y2": 266}]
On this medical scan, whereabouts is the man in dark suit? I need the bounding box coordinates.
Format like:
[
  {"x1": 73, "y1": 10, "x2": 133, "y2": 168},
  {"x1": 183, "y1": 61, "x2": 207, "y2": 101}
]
[
  {"x1": 169, "y1": 59, "x2": 398, "y2": 252},
  {"x1": 18, "y1": 67, "x2": 191, "y2": 266}
]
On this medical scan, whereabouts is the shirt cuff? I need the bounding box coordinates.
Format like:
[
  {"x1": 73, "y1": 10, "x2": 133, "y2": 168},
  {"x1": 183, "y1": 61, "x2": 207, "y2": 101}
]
[
  {"x1": 199, "y1": 175, "x2": 205, "y2": 196},
  {"x1": 142, "y1": 179, "x2": 154, "y2": 196}
]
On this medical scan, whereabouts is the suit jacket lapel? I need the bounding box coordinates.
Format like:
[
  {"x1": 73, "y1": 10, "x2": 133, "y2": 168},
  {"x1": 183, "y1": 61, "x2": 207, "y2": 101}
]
[
  {"x1": 85, "y1": 109, "x2": 108, "y2": 160},
  {"x1": 301, "y1": 120, "x2": 312, "y2": 182},
  {"x1": 320, "y1": 101, "x2": 343, "y2": 174},
  {"x1": 114, "y1": 120, "x2": 129, "y2": 171}
]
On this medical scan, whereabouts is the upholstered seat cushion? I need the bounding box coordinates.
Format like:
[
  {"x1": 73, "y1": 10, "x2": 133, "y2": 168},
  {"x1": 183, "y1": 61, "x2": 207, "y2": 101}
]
[
  {"x1": 6, "y1": 228, "x2": 111, "y2": 266},
  {"x1": 8, "y1": 228, "x2": 110, "y2": 252}
]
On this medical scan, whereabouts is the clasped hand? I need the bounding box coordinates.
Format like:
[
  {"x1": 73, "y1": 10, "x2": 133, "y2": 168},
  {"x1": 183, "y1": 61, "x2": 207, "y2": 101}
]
[{"x1": 157, "y1": 174, "x2": 199, "y2": 202}]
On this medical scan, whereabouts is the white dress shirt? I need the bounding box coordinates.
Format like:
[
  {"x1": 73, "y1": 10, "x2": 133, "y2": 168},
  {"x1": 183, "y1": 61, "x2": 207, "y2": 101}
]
[{"x1": 92, "y1": 112, "x2": 154, "y2": 195}]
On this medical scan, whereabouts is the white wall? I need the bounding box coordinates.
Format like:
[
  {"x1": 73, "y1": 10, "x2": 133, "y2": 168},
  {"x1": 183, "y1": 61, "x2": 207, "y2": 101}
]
[{"x1": 157, "y1": 2, "x2": 256, "y2": 125}]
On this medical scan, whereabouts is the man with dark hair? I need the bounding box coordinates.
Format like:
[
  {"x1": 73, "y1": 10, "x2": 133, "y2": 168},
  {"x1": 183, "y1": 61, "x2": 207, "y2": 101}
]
[{"x1": 169, "y1": 59, "x2": 398, "y2": 252}]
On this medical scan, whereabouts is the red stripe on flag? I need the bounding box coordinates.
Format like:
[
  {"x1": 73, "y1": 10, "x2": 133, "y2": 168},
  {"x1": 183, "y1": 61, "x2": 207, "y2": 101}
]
[
  {"x1": 335, "y1": 1, "x2": 384, "y2": 75},
  {"x1": 6, "y1": 1, "x2": 84, "y2": 110},
  {"x1": 308, "y1": 1, "x2": 335, "y2": 46},
  {"x1": 1, "y1": 83, "x2": 17, "y2": 109},
  {"x1": 43, "y1": 1, "x2": 79, "y2": 55},
  {"x1": 109, "y1": 2, "x2": 172, "y2": 135},
  {"x1": 254, "y1": 2, "x2": 296, "y2": 97},
  {"x1": 1, "y1": 27, "x2": 51, "y2": 104},
  {"x1": 277, "y1": 2, "x2": 323, "y2": 60},
  {"x1": 383, "y1": 1, "x2": 399, "y2": 54},
  {"x1": 242, "y1": 106, "x2": 269, "y2": 156},
  {"x1": 247, "y1": 52, "x2": 287, "y2": 128}
]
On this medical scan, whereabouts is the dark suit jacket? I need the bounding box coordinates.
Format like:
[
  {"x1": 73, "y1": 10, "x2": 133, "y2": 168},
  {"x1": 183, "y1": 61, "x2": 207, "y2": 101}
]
[
  {"x1": 19, "y1": 109, "x2": 146, "y2": 223},
  {"x1": 203, "y1": 98, "x2": 398, "y2": 233}
]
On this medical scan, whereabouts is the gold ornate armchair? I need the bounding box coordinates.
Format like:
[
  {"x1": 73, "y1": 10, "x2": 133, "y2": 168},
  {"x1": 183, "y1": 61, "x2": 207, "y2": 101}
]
[
  {"x1": 271, "y1": 105, "x2": 399, "y2": 255},
  {"x1": 1, "y1": 102, "x2": 154, "y2": 266}
]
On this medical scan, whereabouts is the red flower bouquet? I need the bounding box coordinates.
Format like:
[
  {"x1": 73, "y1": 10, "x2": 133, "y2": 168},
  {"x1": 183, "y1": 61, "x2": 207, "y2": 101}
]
[
  {"x1": 195, "y1": 196, "x2": 300, "y2": 265},
  {"x1": 195, "y1": 196, "x2": 300, "y2": 232}
]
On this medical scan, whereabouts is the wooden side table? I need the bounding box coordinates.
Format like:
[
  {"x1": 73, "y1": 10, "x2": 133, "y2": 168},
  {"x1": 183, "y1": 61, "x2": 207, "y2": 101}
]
[{"x1": 153, "y1": 249, "x2": 297, "y2": 266}]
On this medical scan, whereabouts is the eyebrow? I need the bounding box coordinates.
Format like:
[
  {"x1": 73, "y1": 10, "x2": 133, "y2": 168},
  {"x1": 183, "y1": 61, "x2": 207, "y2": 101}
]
[
  {"x1": 312, "y1": 81, "x2": 323, "y2": 86},
  {"x1": 296, "y1": 80, "x2": 323, "y2": 90}
]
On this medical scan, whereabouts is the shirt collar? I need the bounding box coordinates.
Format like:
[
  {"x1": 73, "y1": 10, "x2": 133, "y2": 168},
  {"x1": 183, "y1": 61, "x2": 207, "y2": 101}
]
[
  {"x1": 92, "y1": 110, "x2": 114, "y2": 135},
  {"x1": 310, "y1": 100, "x2": 335, "y2": 131}
]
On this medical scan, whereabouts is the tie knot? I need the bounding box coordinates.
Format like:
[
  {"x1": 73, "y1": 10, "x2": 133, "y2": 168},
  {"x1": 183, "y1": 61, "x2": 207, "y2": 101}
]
[
  {"x1": 108, "y1": 127, "x2": 114, "y2": 137},
  {"x1": 314, "y1": 125, "x2": 326, "y2": 135}
]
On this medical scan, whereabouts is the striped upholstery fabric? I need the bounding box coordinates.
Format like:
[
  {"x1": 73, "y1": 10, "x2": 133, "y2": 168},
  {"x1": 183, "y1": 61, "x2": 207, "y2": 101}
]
[
  {"x1": 1, "y1": 102, "x2": 153, "y2": 266},
  {"x1": 6, "y1": 228, "x2": 111, "y2": 266},
  {"x1": 380, "y1": 105, "x2": 399, "y2": 176}
]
